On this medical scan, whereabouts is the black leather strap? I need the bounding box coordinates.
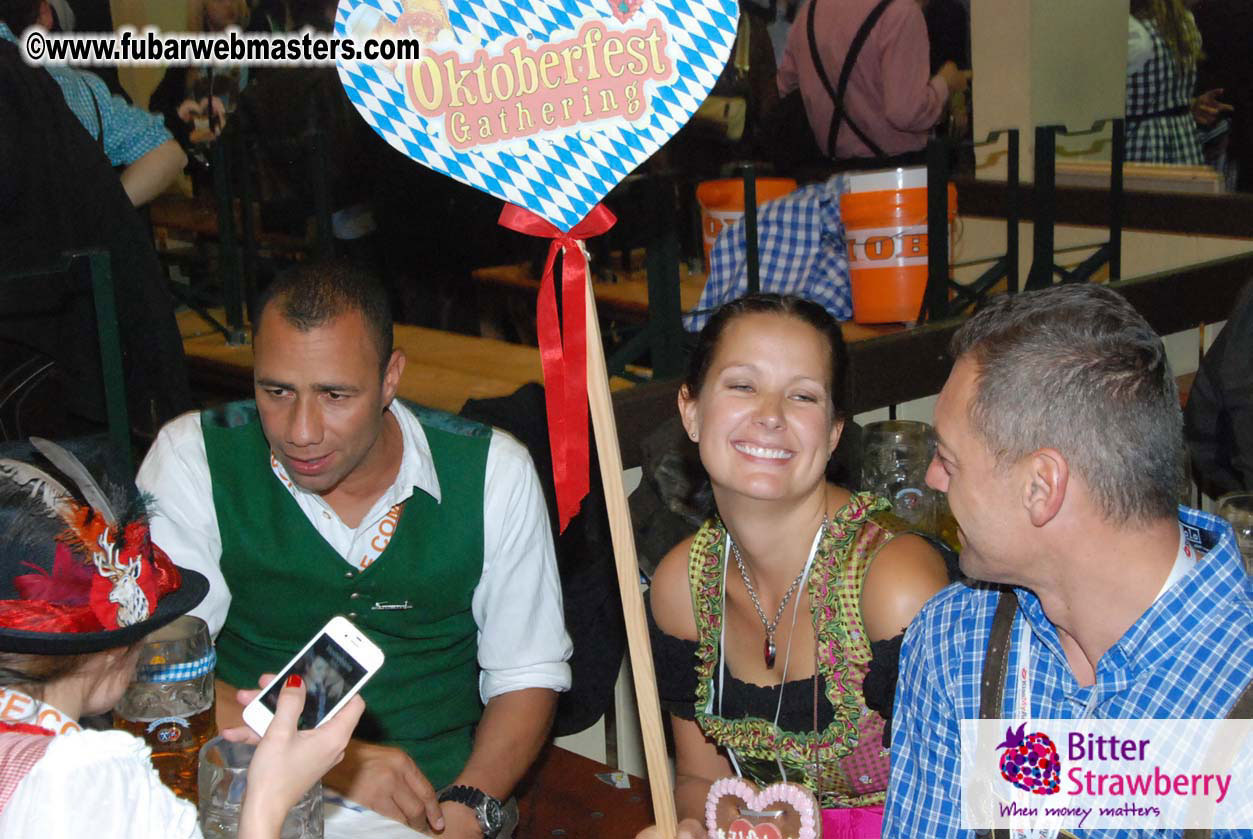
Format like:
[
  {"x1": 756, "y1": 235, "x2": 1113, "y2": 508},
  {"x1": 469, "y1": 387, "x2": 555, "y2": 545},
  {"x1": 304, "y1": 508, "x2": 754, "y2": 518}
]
[
  {"x1": 805, "y1": 0, "x2": 893, "y2": 159},
  {"x1": 980, "y1": 589, "x2": 1018, "y2": 721}
]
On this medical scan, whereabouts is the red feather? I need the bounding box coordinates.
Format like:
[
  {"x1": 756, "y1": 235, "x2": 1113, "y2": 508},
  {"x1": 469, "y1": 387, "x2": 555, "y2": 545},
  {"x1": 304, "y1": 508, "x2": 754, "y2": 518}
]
[{"x1": 13, "y1": 543, "x2": 94, "y2": 606}]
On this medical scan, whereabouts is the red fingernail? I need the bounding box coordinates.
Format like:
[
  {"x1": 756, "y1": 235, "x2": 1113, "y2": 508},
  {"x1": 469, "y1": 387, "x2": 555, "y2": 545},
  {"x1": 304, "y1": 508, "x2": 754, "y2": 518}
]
[{"x1": 286, "y1": 674, "x2": 303, "y2": 688}]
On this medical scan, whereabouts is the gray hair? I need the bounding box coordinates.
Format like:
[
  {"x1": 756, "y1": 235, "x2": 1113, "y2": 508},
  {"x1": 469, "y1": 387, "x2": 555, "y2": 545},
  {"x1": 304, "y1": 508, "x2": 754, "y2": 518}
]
[{"x1": 950, "y1": 284, "x2": 1183, "y2": 523}]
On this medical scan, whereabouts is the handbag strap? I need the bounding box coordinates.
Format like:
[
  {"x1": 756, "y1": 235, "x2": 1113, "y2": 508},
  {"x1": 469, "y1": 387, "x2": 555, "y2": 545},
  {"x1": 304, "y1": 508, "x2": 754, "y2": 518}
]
[{"x1": 805, "y1": 0, "x2": 894, "y2": 159}]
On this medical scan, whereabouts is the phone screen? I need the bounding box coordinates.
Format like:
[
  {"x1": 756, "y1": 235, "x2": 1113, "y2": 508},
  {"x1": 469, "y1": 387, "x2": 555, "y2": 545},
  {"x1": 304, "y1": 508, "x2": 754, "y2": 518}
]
[{"x1": 259, "y1": 632, "x2": 369, "y2": 730}]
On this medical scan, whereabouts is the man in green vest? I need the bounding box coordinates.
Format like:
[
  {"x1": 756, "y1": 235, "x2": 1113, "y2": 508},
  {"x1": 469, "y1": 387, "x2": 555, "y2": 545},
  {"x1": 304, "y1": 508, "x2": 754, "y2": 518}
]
[{"x1": 138, "y1": 261, "x2": 572, "y2": 838}]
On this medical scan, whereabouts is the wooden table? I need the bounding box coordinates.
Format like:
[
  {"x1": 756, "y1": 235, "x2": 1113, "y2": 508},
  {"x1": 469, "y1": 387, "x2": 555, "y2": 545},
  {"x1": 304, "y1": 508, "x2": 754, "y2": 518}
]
[
  {"x1": 178, "y1": 309, "x2": 629, "y2": 413},
  {"x1": 516, "y1": 745, "x2": 654, "y2": 838},
  {"x1": 324, "y1": 746, "x2": 653, "y2": 838}
]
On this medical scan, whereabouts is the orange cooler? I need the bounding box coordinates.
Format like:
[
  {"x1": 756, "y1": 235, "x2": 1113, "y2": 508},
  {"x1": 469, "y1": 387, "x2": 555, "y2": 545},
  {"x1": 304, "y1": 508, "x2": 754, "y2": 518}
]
[
  {"x1": 696, "y1": 177, "x2": 798, "y2": 272},
  {"x1": 839, "y1": 167, "x2": 957, "y2": 324}
]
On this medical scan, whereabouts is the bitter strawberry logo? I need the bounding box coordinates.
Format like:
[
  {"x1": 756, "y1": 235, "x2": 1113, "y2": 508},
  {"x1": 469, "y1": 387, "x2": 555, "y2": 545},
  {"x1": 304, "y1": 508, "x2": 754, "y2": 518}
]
[{"x1": 997, "y1": 723, "x2": 1061, "y2": 795}]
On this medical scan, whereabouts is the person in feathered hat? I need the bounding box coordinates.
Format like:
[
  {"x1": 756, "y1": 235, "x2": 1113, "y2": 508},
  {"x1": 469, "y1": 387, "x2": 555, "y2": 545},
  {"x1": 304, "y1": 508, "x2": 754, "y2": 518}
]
[{"x1": 0, "y1": 439, "x2": 364, "y2": 838}]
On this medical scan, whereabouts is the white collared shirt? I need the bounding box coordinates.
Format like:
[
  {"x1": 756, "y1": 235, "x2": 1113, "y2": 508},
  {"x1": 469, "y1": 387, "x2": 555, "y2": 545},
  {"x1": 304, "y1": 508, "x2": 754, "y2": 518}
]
[
  {"x1": 136, "y1": 402, "x2": 572, "y2": 703},
  {"x1": 0, "y1": 728, "x2": 199, "y2": 838}
]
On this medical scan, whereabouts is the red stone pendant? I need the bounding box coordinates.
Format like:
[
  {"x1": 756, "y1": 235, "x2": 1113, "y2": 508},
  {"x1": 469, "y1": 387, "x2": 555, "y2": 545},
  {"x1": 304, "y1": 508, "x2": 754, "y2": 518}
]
[{"x1": 764, "y1": 637, "x2": 776, "y2": 669}]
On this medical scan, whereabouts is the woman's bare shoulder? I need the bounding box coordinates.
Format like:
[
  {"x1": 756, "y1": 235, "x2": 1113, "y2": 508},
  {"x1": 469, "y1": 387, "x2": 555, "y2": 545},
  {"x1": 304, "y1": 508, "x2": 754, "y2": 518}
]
[
  {"x1": 860, "y1": 533, "x2": 949, "y2": 642},
  {"x1": 649, "y1": 534, "x2": 700, "y2": 642}
]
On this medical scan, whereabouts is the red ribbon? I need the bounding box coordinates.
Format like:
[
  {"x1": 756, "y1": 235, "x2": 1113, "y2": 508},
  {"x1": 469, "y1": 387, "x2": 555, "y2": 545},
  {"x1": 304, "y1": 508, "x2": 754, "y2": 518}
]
[{"x1": 498, "y1": 203, "x2": 617, "y2": 532}]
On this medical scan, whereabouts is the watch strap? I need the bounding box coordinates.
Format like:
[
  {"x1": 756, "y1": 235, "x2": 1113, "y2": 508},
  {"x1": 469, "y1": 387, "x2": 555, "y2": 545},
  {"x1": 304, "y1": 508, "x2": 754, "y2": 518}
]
[
  {"x1": 439, "y1": 784, "x2": 486, "y2": 809},
  {"x1": 438, "y1": 784, "x2": 504, "y2": 837}
]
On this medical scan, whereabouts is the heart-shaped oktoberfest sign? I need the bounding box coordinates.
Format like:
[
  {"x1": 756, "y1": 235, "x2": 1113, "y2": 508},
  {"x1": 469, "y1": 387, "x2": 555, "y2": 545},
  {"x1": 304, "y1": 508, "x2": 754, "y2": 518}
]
[{"x1": 334, "y1": 0, "x2": 738, "y2": 231}]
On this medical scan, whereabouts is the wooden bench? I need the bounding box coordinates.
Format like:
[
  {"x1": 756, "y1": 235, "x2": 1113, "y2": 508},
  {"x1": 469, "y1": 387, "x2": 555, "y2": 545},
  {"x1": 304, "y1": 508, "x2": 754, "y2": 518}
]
[
  {"x1": 471, "y1": 258, "x2": 708, "y2": 346},
  {"x1": 178, "y1": 309, "x2": 630, "y2": 414},
  {"x1": 150, "y1": 194, "x2": 312, "y2": 258}
]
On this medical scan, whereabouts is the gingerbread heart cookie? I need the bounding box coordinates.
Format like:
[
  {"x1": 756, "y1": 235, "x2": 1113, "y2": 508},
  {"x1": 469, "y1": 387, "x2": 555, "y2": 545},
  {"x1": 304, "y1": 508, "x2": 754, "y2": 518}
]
[{"x1": 705, "y1": 777, "x2": 821, "y2": 839}]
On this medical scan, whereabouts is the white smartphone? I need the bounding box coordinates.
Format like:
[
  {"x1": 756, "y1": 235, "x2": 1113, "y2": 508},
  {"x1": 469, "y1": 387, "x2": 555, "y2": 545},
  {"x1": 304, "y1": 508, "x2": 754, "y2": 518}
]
[{"x1": 241, "y1": 616, "x2": 384, "y2": 736}]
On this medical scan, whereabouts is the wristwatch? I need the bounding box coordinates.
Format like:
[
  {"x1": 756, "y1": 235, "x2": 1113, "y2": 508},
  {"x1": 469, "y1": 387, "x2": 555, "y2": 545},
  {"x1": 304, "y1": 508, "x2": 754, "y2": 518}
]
[{"x1": 438, "y1": 784, "x2": 506, "y2": 838}]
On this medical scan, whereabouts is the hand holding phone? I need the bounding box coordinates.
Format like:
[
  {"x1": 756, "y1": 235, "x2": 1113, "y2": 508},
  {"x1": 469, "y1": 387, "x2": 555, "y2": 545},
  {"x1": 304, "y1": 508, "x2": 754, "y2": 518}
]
[
  {"x1": 223, "y1": 675, "x2": 366, "y2": 839},
  {"x1": 241, "y1": 616, "x2": 384, "y2": 737}
]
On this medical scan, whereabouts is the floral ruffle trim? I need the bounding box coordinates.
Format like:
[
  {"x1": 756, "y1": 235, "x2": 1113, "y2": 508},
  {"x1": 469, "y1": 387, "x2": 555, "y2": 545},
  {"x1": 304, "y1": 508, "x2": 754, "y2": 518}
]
[{"x1": 689, "y1": 493, "x2": 890, "y2": 786}]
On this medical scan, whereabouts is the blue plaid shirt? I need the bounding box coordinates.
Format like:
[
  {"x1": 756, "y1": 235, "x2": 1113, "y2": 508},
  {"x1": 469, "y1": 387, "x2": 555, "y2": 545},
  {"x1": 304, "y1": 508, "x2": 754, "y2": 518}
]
[
  {"x1": 1, "y1": 23, "x2": 171, "y2": 166},
  {"x1": 685, "y1": 177, "x2": 853, "y2": 331},
  {"x1": 885, "y1": 506, "x2": 1253, "y2": 839}
]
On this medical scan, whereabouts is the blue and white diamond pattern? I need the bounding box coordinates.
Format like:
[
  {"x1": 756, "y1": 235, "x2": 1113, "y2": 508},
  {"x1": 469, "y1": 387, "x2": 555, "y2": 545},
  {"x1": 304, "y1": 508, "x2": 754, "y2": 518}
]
[{"x1": 335, "y1": 0, "x2": 737, "y2": 230}]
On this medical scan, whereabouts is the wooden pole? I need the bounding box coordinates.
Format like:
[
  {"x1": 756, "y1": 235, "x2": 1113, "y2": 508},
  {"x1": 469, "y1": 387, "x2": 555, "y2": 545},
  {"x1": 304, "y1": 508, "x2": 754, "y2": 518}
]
[{"x1": 583, "y1": 276, "x2": 678, "y2": 838}]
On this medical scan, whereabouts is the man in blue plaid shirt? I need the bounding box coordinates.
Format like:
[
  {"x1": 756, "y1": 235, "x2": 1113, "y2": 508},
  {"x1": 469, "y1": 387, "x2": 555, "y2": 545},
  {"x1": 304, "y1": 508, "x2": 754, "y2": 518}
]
[{"x1": 885, "y1": 284, "x2": 1253, "y2": 838}]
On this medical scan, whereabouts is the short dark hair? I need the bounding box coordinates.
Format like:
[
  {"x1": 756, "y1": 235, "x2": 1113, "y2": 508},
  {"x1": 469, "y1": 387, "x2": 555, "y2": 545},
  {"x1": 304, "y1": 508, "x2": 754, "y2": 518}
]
[
  {"x1": 685, "y1": 293, "x2": 849, "y2": 419},
  {"x1": 0, "y1": 0, "x2": 41, "y2": 30},
  {"x1": 253, "y1": 260, "x2": 393, "y2": 375},
  {"x1": 950, "y1": 283, "x2": 1183, "y2": 523}
]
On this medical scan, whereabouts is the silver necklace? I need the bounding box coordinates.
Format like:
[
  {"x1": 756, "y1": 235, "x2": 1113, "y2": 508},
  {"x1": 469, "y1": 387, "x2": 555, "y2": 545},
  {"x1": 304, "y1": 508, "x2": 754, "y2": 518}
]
[{"x1": 729, "y1": 515, "x2": 827, "y2": 669}]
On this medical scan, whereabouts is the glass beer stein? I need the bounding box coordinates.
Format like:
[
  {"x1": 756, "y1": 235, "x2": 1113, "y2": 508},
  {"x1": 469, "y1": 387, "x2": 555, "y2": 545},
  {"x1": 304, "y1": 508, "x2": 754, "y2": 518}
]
[
  {"x1": 861, "y1": 420, "x2": 942, "y2": 535},
  {"x1": 115, "y1": 615, "x2": 218, "y2": 802},
  {"x1": 199, "y1": 736, "x2": 324, "y2": 839},
  {"x1": 1216, "y1": 492, "x2": 1253, "y2": 576}
]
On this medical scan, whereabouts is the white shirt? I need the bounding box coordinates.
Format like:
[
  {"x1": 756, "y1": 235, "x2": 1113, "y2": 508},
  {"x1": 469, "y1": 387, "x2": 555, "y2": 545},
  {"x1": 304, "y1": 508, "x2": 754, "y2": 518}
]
[
  {"x1": 1128, "y1": 16, "x2": 1154, "y2": 75},
  {"x1": 137, "y1": 402, "x2": 573, "y2": 704},
  {"x1": 0, "y1": 729, "x2": 200, "y2": 838}
]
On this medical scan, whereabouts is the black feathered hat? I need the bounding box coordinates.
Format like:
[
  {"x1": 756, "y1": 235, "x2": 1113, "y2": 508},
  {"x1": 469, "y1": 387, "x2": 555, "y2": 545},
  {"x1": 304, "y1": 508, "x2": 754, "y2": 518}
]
[{"x1": 0, "y1": 438, "x2": 206, "y2": 654}]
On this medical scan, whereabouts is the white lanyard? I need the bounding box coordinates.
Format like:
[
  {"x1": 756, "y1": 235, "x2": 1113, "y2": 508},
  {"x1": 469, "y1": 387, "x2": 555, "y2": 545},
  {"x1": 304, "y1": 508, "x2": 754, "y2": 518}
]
[
  {"x1": 714, "y1": 522, "x2": 825, "y2": 781},
  {"x1": 1007, "y1": 614, "x2": 1052, "y2": 839},
  {"x1": 1006, "y1": 527, "x2": 1196, "y2": 839}
]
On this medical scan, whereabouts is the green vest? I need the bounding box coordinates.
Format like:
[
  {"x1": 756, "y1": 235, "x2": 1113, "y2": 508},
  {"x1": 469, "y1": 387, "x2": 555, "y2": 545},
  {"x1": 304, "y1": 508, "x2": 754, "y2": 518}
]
[{"x1": 202, "y1": 400, "x2": 490, "y2": 789}]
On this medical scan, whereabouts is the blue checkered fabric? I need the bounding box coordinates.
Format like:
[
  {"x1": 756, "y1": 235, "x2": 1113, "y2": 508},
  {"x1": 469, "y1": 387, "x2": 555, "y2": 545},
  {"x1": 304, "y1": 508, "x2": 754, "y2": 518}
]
[
  {"x1": 685, "y1": 177, "x2": 852, "y2": 331},
  {"x1": 884, "y1": 506, "x2": 1253, "y2": 839},
  {"x1": 1125, "y1": 17, "x2": 1204, "y2": 166},
  {"x1": 0, "y1": 24, "x2": 171, "y2": 167},
  {"x1": 135, "y1": 649, "x2": 218, "y2": 683},
  {"x1": 334, "y1": 0, "x2": 738, "y2": 232}
]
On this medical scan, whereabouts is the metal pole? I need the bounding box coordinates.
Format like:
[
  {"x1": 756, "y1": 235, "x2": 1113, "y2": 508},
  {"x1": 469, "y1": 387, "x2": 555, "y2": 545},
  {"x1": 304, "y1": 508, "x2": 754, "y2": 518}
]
[
  {"x1": 85, "y1": 250, "x2": 132, "y2": 475},
  {"x1": 1025, "y1": 125, "x2": 1058, "y2": 290},
  {"x1": 1006, "y1": 128, "x2": 1020, "y2": 294},
  {"x1": 923, "y1": 136, "x2": 950, "y2": 321},
  {"x1": 1109, "y1": 118, "x2": 1124, "y2": 280},
  {"x1": 647, "y1": 176, "x2": 684, "y2": 379},
  {"x1": 741, "y1": 162, "x2": 760, "y2": 294},
  {"x1": 211, "y1": 139, "x2": 247, "y2": 343}
]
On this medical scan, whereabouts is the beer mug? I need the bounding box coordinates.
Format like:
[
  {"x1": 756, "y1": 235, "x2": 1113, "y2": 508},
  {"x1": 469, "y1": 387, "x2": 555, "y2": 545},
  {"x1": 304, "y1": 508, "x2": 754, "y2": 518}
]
[
  {"x1": 115, "y1": 615, "x2": 217, "y2": 802},
  {"x1": 199, "y1": 736, "x2": 323, "y2": 839},
  {"x1": 861, "y1": 420, "x2": 941, "y2": 534},
  {"x1": 1216, "y1": 492, "x2": 1253, "y2": 576}
]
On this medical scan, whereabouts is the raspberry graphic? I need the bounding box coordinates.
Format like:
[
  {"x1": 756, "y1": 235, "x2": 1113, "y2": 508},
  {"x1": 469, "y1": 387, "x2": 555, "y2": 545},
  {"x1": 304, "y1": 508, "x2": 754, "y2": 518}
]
[
  {"x1": 996, "y1": 723, "x2": 1061, "y2": 795},
  {"x1": 607, "y1": 0, "x2": 645, "y2": 22}
]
